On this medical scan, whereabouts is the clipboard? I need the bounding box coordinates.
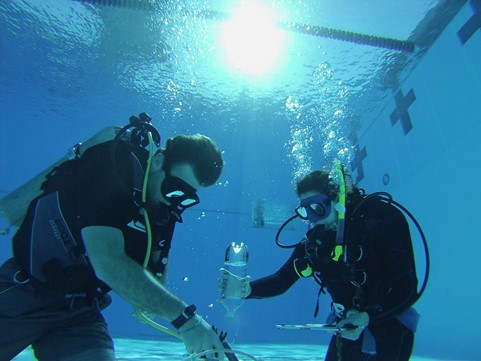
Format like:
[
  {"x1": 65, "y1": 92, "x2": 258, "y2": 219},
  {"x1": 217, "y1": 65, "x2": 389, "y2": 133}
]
[{"x1": 276, "y1": 323, "x2": 356, "y2": 331}]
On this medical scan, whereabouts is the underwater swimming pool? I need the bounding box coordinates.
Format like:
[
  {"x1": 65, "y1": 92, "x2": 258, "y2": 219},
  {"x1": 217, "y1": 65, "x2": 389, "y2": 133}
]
[
  {"x1": 13, "y1": 339, "x2": 447, "y2": 361},
  {"x1": 1, "y1": 0, "x2": 481, "y2": 360}
]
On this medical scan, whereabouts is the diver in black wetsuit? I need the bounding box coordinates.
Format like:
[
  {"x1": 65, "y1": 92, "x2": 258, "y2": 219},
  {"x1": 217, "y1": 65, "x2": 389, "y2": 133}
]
[
  {"x1": 220, "y1": 168, "x2": 420, "y2": 361},
  {"x1": 0, "y1": 115, "x2": 227, "y2": 361}
]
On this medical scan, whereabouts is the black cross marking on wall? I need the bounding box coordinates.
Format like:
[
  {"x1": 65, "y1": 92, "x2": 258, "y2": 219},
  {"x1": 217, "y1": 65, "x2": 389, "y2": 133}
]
[
  {"x1": 458, "y1": 0, "x2": 481, "y2": 45},
  {"x1": 351, "y1": 144, "x2": 367, "y2": 183},
  {"x1": 390, "y1": 88, "x2": 416, "y2": 135}
]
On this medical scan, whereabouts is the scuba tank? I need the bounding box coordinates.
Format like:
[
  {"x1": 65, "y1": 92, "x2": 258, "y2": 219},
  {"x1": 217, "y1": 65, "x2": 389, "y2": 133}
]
[
  {"x1": 0, "y1": 126, "x2": 121, "y2": 230},
  {"x1": 0, "y1": 112, "x2": 161, "y2": 231}
]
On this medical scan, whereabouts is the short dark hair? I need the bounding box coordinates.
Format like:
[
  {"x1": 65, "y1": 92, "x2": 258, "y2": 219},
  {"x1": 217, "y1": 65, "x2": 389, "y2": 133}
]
[
  {"x1": 295, "y1": 170, "x2": 339, "y2": 201},
  {"x1": 162, "y1": 134, "x2": 223, "y2": 186}
]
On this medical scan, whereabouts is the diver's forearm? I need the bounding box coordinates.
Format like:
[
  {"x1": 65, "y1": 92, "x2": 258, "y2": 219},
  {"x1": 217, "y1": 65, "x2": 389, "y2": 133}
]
[
  {"x1": 82, "y1": 225, "x2": 186, "y2": 321},
  {"x1": 248, "y1": 272, "x2": 298, "y2": 299},
  {"x1": 100, "y1": 252, "x2": 185, "y2": 321}
]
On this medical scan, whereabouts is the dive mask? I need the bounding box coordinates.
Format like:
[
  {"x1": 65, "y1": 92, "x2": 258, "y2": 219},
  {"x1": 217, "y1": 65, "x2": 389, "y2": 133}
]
[
  {"x1": 295, "y1": 193, "x2": 332, "y2": 224},
  {"x1": 161, "y1": 174, "x2": 200, "y2": 222}
]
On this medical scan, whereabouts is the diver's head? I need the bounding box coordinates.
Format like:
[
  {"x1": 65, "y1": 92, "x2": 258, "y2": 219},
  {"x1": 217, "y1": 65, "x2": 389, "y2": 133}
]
[
  {"x1": 295, "y1": 170, "x2": 339, "y2": 227},
  {"x1": 162, "y1": 134, "x2": 223, "y2": 187},
  {"x1": 148, "y1": 134, "x2": 223, "y2": 219}
]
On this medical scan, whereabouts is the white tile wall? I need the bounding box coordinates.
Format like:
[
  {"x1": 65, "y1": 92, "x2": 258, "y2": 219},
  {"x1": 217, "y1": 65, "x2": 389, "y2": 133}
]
[
  {"x1": 353, "y1": 2, "x2": 481, "y2": 358},
  {"x1": 358, "y1": 1, "x2": 481, "y2": 192}
]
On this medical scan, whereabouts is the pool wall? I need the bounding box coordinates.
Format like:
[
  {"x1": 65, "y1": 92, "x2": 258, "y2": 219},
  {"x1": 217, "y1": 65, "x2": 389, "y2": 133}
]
[{"x1": 355, "y1": 1, "x2": 481, "y2": 359}]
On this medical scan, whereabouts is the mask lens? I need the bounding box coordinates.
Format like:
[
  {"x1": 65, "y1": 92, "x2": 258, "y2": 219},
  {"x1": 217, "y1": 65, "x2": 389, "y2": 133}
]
[
  {"x1": 161, "y1": 176, "x2": 200, "y2": 210},
  {"x1": 180, "y1": 198, "x2": 199, "y2": 207},
  {"x1": 165, "y1": 190, "x2": 186, "y2": 198},
  {"x1": 296, "y1": 193, "x2": 332, "y2": 223},
  {"x1": 295, "y1": 206, "x2": 309, "y2": 220},
  {"x1": 310, "y1": 203, "x2": 326, "y2": 217}
]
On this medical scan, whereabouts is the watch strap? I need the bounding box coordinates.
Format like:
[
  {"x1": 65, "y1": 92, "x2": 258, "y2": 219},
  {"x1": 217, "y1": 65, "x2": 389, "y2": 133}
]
[{"x1": 171, "y1": 304, "x2": 197, "y2": 330}]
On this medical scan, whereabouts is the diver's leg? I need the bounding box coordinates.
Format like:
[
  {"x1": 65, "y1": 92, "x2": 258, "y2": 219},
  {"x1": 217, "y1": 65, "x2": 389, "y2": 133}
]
[
  {"x1": 373, "y1": 319, "x2": 414, "y2": 361},
  {"x1": 33, "y1": 306, "x2": 114, "y2": 361},
  {"x1": 0, "y1": 259, "x2": 52, "y2": 361},
  {"x1": 50, "y1": 348, "x2": 115, "y2": 361},
  {"x1": 0, "y1": 258, "x2": 115, "y2": 361},
  {"x1": 324, "y1": 334, "x2": 364, "y2": 361}
]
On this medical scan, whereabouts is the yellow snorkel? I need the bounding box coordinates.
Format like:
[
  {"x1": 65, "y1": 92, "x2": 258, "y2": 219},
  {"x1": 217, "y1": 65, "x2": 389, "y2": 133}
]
[{"x1": 332, "y1": 160, "x2": 346, "y2": 262}]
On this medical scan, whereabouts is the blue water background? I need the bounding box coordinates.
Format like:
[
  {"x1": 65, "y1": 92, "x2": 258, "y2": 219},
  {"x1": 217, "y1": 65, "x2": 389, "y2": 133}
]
[{"x1": 1, "y1": 1, "x2": 480, "y2": 360}]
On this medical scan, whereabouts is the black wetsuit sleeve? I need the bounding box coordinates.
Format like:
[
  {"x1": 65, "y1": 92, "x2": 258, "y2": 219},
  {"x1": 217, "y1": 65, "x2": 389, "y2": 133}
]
[
  {"x1": 247, "y1": 244, "x2": 305, "y2": 299},
  {"x1": 366, "y1": 206, "x2": 418, "y2": 325}
]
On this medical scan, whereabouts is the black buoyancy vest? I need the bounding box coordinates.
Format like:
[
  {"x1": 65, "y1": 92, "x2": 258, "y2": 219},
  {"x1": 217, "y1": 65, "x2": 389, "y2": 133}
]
[{"x1": 12, "y1": 143, "x2": 146, "y2": 294}]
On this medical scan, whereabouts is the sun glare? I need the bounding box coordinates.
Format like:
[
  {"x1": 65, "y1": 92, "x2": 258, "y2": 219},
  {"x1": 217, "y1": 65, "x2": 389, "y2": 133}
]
[{"x1": 220, "y1": 1, "x2": 286, "y2": 77}]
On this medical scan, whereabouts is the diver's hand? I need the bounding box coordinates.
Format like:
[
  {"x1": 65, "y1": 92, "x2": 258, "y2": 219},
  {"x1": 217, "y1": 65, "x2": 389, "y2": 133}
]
[
  {"x1": 218, "y1": 268, "x2": 251, "y2": 300},
  {"x1": 178, "y1": 314, "x2": 226, "y2": 360},
  {"x1": 336, "y1": 309, "x2": 369, "y2": 340}
]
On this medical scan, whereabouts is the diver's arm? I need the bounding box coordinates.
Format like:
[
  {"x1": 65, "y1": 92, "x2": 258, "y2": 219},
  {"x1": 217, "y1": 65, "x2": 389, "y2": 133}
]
[
  {"x1": 82, "y1": 225, "x2": 226, "y2": 359},
  {"x1": 247, "y1": 244, "x2": 304, "y2": 299},
  {"x1": 82, "y1": 225, "x2": 186, "y2": 320},
  {"x1": 368, "y1": 271, "x2": 417, "y2": 325},
  {"x1": 248, "y1": 271, "x2": 298, "y2": 298},
  {"x1": 366, "y1": 213, "x2": 418, "y2": 325}
]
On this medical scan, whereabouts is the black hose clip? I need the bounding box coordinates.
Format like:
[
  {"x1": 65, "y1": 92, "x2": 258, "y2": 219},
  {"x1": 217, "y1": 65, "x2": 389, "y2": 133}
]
[{"x1": 128, "y1": 112, "x2": 161, "y2": 148}]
